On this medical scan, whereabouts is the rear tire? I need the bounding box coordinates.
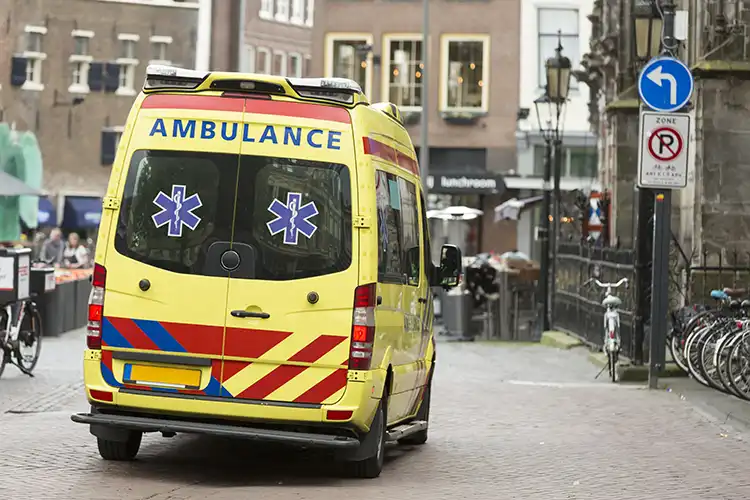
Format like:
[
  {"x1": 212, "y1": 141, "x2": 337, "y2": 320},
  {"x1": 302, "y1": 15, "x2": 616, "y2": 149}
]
[
  {"x1": 97, "y1": 431, "x2": 142, "y2": 461},
  {"x1": 347, "y1": 398, "x2": 387, "y2": 479}
]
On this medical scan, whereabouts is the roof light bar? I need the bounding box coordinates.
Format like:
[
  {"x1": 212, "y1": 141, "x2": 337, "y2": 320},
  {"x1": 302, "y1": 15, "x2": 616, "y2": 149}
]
[
  {"x1": 287, "y1": 77, "x2": 363, "y2": 93},
  {"x1": 144, "y1": 64, "x2": 209, "y2": 90}
]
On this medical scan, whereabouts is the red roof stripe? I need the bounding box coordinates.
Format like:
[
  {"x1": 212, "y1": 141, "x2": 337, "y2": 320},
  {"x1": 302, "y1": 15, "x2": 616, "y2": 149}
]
[
  {"x1": 142, "y1": 94, "x2": 351, "y2": 123},
  {"x1": 362, "y1": 137, "x2": 419, "y2": 175}
]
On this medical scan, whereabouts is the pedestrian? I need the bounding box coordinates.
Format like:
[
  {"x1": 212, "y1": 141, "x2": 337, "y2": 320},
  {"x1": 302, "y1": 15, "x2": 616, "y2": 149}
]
[
  {"x1": 62, "y1": 232, "x2": 90, "y2": 269},
  {"x1": 39, "y1": 228, "x2": 65, "y2": 266}
]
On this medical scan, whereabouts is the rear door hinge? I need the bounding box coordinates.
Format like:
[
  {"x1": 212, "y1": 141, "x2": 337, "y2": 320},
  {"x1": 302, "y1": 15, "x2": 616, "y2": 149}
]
[
  {"x1": 353, "y1": 215, "x2": 371, "y2": 229},
  {"x1": 103, "y1": 196, "x2": 120, "y2": 210}
]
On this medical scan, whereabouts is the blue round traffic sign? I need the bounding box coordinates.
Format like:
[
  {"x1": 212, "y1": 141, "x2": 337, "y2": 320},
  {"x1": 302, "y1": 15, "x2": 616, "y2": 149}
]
[{"x1": 637, "y1": 57, "x2": 694, "y2": 112}]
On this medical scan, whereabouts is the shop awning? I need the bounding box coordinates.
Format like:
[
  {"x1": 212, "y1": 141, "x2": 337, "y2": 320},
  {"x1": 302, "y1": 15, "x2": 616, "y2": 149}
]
[
  {"x1": 38, "y1": 197, "x2": 57, "y2": 227},
  {"x1": 494, "y1": 196, "x2": 544, "y2": 222},
  {"x1": 0, "y1": 171, "x2": 41, "y2": 196},
  {"x1": 61, "y1": 196, "x2": 102, "y2": 229}
]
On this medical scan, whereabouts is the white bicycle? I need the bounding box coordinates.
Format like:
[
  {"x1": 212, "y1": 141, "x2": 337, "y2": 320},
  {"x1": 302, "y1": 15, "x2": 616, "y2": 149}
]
[{"x1": 584, "y1": 277, "x2": 629, "y2": 382}]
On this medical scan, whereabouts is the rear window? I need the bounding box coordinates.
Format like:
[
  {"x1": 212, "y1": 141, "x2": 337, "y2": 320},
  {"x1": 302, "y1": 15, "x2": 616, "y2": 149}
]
[{"x1": 114, "y1": 150, "x2": 352, "y2": 280}]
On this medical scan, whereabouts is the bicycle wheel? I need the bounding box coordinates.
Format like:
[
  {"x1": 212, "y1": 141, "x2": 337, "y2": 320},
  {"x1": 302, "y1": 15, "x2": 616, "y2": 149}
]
[
  {"x1": 717, "y1": 329, "x2": 745, "y2": 397},
  {"x1": 0, "y1": 307, "x2": 8, "y2": 379},
  {"x1": 698, "y1": 323, "x2": 732, "y2": 392},
  {"x1": 685, "y1": 325, "x2": 713, "y2": 386},
  {"x1": 728, "y1": 335, "x2": 750, "y2": 400},
  {"x1": 609, "y1": 351, "x2": 618, "y2": 383},
  {"x1": 14, "y1": 305, "x2": 42, "y2": 374}
]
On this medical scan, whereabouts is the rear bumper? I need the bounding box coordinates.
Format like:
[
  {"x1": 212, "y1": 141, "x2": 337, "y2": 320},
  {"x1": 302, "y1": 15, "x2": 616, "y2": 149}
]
[
  {"x1": 81, "y1": 350, "x2": 384, "y2": 433},
  {"x1": 70, "y1": 412, "x2": 360, "y2": 449}
]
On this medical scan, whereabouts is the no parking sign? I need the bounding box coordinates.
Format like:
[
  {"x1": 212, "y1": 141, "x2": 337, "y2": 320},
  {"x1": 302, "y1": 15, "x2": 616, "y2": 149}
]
[{"x1": 637, "y1": 111, "x2": 690, "y2": 189}]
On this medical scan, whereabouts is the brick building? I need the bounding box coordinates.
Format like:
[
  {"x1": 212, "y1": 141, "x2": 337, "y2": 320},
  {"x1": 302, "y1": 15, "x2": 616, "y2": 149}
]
[
  {"x1": 310, "y1": 0, "x2": 521, "y2": 255},
  {"x1": 210, "y1": 0, "x2": 314, "y2": 77},
  {"x1": 0, "y1": 0, "x2": 198, "y2": 231}
]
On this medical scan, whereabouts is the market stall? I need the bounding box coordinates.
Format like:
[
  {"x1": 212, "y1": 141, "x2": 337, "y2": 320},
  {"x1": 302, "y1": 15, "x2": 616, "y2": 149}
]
[{"x1": 35, "y1": 267, "x2": 93, "y2": 336}]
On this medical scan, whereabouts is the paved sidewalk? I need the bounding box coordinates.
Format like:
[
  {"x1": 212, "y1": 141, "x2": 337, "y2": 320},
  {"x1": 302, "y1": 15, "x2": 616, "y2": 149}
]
[{"x1": 2, "y1": 333, "x2": 750, "y2": 499}]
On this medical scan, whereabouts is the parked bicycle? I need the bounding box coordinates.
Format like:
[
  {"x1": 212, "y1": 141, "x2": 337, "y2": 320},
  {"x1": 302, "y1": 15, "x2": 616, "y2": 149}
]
[
  {"x1": 584, "y1": 277, "x2": 629, "y2": 382},
  {"x1": 0, "y1": 297, "x2": 43, "y2": 379},
  {"x1": 668, "y1": 287, "x2": 750, "y2": 399}
]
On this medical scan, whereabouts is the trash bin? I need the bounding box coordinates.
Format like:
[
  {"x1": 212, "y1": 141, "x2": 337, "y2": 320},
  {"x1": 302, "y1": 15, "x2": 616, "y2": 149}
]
[{"x1": 442, "y1": 288, "x2": 472, "y2": 338}]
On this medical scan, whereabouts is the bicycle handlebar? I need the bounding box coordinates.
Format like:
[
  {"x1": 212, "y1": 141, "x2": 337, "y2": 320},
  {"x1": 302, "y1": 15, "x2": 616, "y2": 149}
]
[{"x1": 587, "y1": 278, "x2": 628, "y2": 288}]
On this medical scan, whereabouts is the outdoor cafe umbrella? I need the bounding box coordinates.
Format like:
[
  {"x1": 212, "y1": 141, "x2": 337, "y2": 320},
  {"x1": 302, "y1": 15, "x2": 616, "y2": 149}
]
[
  {"x1": 0, "y1": 170, "x2": 41, "y2": 196},
  {"x1": 426, "y1": 206, "x2": 484, "y2": 221}
]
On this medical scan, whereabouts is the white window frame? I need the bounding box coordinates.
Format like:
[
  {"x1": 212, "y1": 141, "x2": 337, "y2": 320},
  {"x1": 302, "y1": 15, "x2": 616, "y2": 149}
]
[
  {"x1": 439, "y1": 34, "x2": 490, "y2": 113},
  {"x1": 243, "y1": 45, "x2": 256, "y2": 73},
  {"x1": 381, "y1": 33, "x2": 424, "y2": 112},
  {"x1": 260, "y1": 0, "x2": 274, "y2": 20},
  {"x1": 537, "y1": 7, "x2": 579, "y2": 89},
  {"x1": 69, "y1": 30, "x2": 94, "y2": 94},
  {"x1": 22, "y1": 26, "x2": 47, "y2": 91},
  {"x1": 324, "y1": 33, "x2": 373, "y2": 97},
  {"x1": 273, "y1": 50, "x2": 287, "y2": 76},
  {"x1": 149, "y1": 35, "x2": 173, "y2": 65},
  {"x1": 256, "y1": 47, "x2": 271, "y2": 74},
  {"x1": 275, "y1": 0, "x2": 289, "y2": 22},
  {"x1": 290, "y1": 0, "x2": 305, "y2": 24},
  {"x1": 305, "y1": 0, "x2": 314, "y2": 27},
  {"x1": 288, "y1": 52, "x2": 303, "y2": 78}
]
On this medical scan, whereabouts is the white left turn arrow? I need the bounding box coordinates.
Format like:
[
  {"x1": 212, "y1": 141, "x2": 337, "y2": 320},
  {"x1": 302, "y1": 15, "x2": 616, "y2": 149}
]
[{"x1": 647, "y1": 65, "x2": 677, "y2": 105}]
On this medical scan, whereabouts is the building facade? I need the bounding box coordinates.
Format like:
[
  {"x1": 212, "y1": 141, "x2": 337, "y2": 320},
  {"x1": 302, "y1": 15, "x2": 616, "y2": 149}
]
[
  {"x1": 211, "y1": 0, "x2": 315, "y2": 77},
  {"x1": 310, "y1": 0, "x2": 521, "y2": 256},
  {"x1": 513, "y1": 0, "x2": 599, "y2": 260},
  {"x1": 0, "y1": 0, "x2": 198, "y2": 231}
]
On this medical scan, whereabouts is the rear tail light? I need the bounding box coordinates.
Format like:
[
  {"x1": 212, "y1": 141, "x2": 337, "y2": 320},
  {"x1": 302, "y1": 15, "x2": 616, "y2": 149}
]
[
  {"x1": 87, "y1": 263, "x2": 106, "y2": 349},
  {"x1": 349, "y1": 283, "x2": 376, "y2": 370},
  {"x1": 609, "y1": 330, "x2": 615, "y2": 339}
]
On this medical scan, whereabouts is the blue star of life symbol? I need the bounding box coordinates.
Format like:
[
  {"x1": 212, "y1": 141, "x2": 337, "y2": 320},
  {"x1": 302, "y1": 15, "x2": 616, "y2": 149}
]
[
  {"x1": 267, "y1": 192, "x2": 319, "y2": 245},
  {"x1": 151, "y1": 184, "x2": 203, "y2": 238}
]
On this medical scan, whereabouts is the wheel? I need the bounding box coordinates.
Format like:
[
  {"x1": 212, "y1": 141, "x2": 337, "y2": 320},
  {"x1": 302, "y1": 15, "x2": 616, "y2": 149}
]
[
  {"x1": 97, "y1": 431, "x2": 142, "y2": 461},
  {"x1": 697, "y1": 327, "x2": 727, "y2": 392},
  {"x1": 0, "y1": 307, "x2": 8, "y2": 379},
  {"x1": 608, "y1": 351, "x2": 619, "y2": 382},
  {"x1": 669, "y1": 331, "x2": 689, "y2": 374},
  {"x1": 399, "y1": 375, "x2": 431, "y2": 445},
  {"x1": 685, "y1": 324, "x2": 713, "y2": 386},
  {"x1": 717, "y1": 330, "x2": 744, "y2": 397},
  {"x1": 14, "y1": 305, "x2": 42, "y2": 374},
  {"x1": 347, "y1": 397, "x2": 387, "y2": 479},
  {"x1": 728, "y1": 336, "x2": 750, "y2": 401}
]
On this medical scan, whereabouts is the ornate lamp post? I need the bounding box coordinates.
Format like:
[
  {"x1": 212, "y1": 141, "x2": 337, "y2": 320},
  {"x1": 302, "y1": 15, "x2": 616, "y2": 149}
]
[{"x1": 534, "y1": 32, "x2": 572, "y2": 331}]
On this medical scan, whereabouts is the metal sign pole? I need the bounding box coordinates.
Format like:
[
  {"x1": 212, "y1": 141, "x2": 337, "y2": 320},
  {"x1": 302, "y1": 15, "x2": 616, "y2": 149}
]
[{"x1": 647, "y1": 0, "x2": 677, "y2": 389}]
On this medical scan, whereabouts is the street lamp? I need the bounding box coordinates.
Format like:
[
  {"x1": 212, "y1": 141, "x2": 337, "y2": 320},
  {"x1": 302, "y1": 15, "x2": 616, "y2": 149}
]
[
  {"x1": 633, "y1": 0, "x2": 663, "y2": 61},
  {"x1": 534, "y1": 32, "x2": 572, "y2": 332}
]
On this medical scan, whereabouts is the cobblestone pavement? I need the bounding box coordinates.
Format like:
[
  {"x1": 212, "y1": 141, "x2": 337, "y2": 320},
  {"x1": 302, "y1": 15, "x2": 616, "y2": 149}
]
[{"x1": 3, "y1": 331, "x2": 750, "y2": 499}]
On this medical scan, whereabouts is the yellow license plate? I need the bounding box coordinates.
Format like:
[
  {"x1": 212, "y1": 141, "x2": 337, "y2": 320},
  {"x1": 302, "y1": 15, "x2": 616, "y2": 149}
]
[{"x1": 123, "y1": 363, "x2": 201, "y2": 389}]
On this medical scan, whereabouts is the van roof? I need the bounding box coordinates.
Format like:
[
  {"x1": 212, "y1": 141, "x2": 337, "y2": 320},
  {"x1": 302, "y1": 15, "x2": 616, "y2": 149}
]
[{"x1": 144, "y1": 64, "x2": 369, "y2": 108}]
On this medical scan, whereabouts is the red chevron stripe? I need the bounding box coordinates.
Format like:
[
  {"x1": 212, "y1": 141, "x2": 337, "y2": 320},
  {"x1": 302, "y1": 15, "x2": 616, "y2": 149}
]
[
  {"x1": 160, "y1": 321, "x2": 224, "y2": 356},
  {"x1": 224, "y1": 328, "x2": 293, "y2": 359},
  {"x1": 293, "y1": 368, "x2": 347, "y2": 404},
  {"x1": 221, "y1": 359, "x2": 250, "y2": 382},
  {"x1": 101, "y1": 350, "x2": 113, "y2": 370},
  {"x1": 107, "y1": 317, "x2": 160, "y2": 351},
  {"x1": 234, "y1": 335, "x2": 346, "y2": 400},
  {"x1": 236, "y1": 365, "x2": 306, "y2": 400},
  {"x1": 288, "y1": 335, "x2": 346, "y2": 363}
]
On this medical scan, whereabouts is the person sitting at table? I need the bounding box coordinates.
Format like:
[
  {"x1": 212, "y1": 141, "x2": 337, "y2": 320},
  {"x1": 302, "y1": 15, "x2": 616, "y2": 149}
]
[{"x1": 62, "y1": 232, "x2": 90, "y2": 269}]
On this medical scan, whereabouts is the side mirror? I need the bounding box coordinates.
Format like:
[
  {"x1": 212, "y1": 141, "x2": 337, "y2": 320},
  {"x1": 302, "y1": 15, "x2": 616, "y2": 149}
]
[{"x1": 437, "y1": 244, "x2": 462, "y2": 289}]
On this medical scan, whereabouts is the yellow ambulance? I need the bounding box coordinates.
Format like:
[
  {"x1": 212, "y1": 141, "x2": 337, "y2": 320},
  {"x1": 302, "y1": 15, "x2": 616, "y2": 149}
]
[{"x1": 71, "y1": 65, "x2": 462, "y2": 478}]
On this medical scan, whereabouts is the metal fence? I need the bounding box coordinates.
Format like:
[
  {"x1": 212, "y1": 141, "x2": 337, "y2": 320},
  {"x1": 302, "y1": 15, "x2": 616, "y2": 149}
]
[
  {"x1": 554, "y1": 243, "x2": 637, "y2": 359},
  {"x1": 554, "y1": 238, "x2": 750, "y2": 362}
]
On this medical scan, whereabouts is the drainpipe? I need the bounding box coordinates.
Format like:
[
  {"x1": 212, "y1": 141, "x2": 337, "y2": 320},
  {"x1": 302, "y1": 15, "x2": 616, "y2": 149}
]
[
  {"x1": 195, "y1": 0, "x2": 212, "y2": 71},
  {"x1": 237, "y1": 0, "x2": 247, "y2": 71}
]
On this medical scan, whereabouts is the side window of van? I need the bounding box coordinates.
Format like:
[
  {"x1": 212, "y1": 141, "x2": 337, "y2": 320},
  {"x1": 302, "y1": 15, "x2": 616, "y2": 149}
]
[
  {"x1": 420, "y1": 191, "x2": 432, "y2": 276},
  {"x1": 375, "y1": 170, "x2": 404, "y2": 283},
  {"x1": 399, "y1": 178, "x2": 420, "y2": 286}
]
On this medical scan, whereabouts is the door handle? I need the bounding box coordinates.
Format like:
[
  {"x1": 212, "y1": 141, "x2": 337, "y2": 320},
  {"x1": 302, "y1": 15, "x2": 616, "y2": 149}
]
[
  {"x1": 376, "y1": 296, "x2": 383, "y2": 306},
  {"x1": 231, "y1": 310, "x2": 270, "y2": 319},
  {"x1": 418, "y1": 297, "x2": 428, "y2": 304}
]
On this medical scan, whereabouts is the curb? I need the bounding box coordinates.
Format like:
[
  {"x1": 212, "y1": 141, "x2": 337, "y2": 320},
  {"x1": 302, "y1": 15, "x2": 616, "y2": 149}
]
[
  {"x1": 540, "y1": 330, "x2": 583, "y2": 350},
  {"x1": 587, "y1": 352, "x2": 687, "y2": 382}
]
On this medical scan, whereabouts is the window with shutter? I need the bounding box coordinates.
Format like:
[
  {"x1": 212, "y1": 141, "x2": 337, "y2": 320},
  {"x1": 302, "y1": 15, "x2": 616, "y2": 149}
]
[
  {"x1": 104, "y1": 63, "x2": 121, "y2": 92},
  {"x1": 101, "y1": 129, "x2": 122, "y2": 166},
  {"x1": 88, "y1": 62, "x2": 104, "y2": 91},
  {"x1": 10, "y1": 56, "x2": 27, "y2": 86}
]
